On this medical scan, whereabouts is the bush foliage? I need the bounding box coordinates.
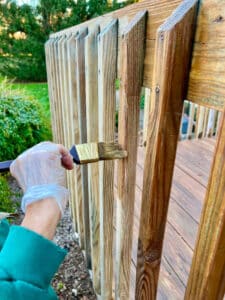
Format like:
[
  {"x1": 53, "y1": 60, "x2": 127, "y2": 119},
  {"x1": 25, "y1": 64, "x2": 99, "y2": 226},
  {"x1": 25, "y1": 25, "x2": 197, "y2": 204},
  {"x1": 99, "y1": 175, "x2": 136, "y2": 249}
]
[
  {"x1": 0, "y1": 0, "x2": 136, "y2": 81},
  {"x1": 0, "y1": 175, "x2": 17, "y2": 213},
  {"x1": 0, "y1": 78, "x2": 51, "y2": 161}
]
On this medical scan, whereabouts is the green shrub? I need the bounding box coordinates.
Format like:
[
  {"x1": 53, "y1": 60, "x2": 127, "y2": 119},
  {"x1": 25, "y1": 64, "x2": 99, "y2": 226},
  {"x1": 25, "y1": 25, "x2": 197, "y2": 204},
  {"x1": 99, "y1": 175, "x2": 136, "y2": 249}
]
[
  {"x1": 0, "y1": 175, "x2": 17, "y2": 213},
  {"x1": 0, "y1": 78, "x2": 52, "y2": 161}
]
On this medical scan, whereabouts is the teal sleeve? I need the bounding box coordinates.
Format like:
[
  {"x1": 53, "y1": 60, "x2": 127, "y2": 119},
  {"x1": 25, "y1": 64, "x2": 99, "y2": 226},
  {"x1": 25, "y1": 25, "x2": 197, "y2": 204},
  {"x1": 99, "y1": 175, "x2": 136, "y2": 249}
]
[
  {"x1": 0, "y1": 225, "x2": 67, "y2": 300},
  {"x1": 0, "y1": 219, "x2": 10, "y2": 251}
]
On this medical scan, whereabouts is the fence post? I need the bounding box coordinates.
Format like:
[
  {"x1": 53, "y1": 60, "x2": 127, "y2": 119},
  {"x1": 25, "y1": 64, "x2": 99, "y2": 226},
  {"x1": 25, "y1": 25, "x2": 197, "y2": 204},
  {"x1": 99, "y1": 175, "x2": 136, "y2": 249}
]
[
  {"x1": 135, "y1": 1, "x2": 198, "y2": 298},
  {"x1": 185, "y1": 112, "x2": 225, "y2": 299}
]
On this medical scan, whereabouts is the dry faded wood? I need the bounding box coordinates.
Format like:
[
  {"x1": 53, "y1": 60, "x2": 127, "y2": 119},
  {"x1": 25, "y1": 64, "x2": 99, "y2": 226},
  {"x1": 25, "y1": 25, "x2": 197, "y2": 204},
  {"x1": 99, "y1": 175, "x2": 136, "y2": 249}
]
[
  {"x1": 45, "y1": 39, "x2": 58, "y2": 142},
  {"x1": 187, "y1": 0, "x2": 225, "y2": 111},
  {"x1": 135, "y1": 1, "x2": 198, "y2": 299},
  {"x1": 85, "y1": 25, "x2": 101, "y2": 295},
  {"x1": 116, "y1": 10, "x2": 147, "y2": 300},
  {"x1": 143, "y1": 88, "x2": 151, "y2": 146},
  {"x1": 185, "y1": 113, "x2": 225, "y2": 299},
  {"x1": 76, "y1": 28, "x2": 91, "y2": 267},
  {"x1": 98, "y1": 19, "x2": 118, "y2": 299},
  {"x1": 53, "y1": 36, "x2": 65, "y2": 144},
  {"x1": 66, "y1": 32, "x2": 86, "y2": 247}
]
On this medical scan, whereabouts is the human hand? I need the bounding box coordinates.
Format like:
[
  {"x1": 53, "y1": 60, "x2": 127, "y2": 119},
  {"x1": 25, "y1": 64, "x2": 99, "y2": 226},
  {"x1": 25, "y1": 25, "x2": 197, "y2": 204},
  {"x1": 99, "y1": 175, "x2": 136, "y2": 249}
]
[{"x1": 10, "y1": 142, "x2": 74, "y2": 215}]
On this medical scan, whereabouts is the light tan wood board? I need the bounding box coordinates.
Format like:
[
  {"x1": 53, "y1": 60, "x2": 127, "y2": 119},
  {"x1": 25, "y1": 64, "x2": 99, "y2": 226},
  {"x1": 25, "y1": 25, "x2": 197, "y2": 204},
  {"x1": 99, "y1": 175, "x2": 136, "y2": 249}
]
[
  {"x1": 98, "y1": 19, "x2": 118, "y2": 299},
  {"x1": 85, "y1": 25, "x2": 101, "y2": 295}
]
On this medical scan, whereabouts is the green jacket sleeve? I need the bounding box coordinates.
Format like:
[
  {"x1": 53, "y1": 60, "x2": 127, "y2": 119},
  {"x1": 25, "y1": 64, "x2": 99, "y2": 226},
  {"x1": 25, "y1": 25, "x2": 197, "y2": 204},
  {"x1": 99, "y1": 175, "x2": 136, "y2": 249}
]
[{"x1": 0, "y1": 224, "x2": 67, "y2": 300}]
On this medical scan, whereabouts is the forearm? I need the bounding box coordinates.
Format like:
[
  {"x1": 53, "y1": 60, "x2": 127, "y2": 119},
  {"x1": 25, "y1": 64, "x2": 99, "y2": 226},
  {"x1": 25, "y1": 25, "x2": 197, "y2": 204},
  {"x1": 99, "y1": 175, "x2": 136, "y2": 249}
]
[{"x1": 21, "y1": 198, "x2": 61, "y2": 240}]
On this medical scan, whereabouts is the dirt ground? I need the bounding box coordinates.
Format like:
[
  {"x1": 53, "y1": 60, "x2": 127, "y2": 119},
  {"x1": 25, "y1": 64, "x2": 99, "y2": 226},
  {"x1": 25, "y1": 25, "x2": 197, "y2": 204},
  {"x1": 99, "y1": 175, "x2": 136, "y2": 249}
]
[{"x1": 8, "y1": 176, "x2": 96, "y2": 300}]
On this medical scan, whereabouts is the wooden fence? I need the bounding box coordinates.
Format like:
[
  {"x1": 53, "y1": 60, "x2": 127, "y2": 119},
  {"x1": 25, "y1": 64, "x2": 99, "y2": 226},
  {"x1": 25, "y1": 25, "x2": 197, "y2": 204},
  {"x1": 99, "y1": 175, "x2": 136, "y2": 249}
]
[{"x1": 45, "y1": 0, "x2": 225, "y2": 299}]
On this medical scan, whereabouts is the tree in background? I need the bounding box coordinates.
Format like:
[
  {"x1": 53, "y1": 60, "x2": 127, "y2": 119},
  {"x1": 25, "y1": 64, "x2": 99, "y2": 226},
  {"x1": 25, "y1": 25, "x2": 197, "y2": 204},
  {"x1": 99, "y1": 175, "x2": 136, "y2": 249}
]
[{"x1": 0, "y1": 0, "x2": 135, "y2": 82}]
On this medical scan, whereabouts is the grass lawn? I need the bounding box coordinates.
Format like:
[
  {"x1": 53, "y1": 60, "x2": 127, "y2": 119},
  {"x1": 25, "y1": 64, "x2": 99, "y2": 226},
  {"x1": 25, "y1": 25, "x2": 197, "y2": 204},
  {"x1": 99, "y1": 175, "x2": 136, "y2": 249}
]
[{"x1": 11, "y1": 82, "x2": 50, "y2": 118}]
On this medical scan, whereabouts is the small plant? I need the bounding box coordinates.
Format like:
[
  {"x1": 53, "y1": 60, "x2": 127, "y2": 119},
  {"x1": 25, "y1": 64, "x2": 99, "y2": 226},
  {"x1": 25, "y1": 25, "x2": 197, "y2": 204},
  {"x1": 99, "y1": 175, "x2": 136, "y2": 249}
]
[
  {"x1": 0, "y1": 77, "x2": 52, "y2": 161},
  {"x1": 0, "y1": 175, "x2": 18, "y2": 213}
]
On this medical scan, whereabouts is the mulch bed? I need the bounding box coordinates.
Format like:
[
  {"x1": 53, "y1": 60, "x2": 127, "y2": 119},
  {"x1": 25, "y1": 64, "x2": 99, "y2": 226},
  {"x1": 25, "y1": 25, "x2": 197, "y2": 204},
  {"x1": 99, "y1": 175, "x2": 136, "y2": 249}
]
[{"x1": 7, "y1": 176, "x2": 96, "y2": 300}]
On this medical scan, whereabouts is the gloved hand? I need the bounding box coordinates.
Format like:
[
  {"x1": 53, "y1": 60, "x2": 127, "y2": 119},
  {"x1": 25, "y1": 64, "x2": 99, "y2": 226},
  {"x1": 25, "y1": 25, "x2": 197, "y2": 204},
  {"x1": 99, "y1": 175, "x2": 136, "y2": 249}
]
[{"x1": 10, "y1": 142, "x2": 74, "y2": 216}]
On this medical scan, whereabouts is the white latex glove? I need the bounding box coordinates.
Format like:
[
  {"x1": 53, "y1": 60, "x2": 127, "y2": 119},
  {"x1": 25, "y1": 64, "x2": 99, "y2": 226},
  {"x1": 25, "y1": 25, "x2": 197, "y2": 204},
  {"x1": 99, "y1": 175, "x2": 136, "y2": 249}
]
[{"x1": 10, "y1": 142, "x2": 73, "y2": 215}]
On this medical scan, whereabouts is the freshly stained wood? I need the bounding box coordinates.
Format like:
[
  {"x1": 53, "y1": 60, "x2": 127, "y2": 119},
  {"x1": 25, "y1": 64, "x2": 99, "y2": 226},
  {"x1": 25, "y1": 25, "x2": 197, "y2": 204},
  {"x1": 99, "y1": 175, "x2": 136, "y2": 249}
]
[
  {"x1": 185, "y1": 114, "x2": 225, "y2": 299},
  {"x1": 98, "y1": 19, "x2": 118, "y2": 299},
  {"x1": 76, "y1": 28, "x2": 91, "y2": 267},
  {"x1": 85, "y1": 26, "x2": 101, "y2": 295},
  {"x1": 187, "y1": 0, "x2": 225, "y2": 111},
  {"x1": 116, "y1": 11, "x2": 147, "y2": 300},
  {"x1": 135, "y1": 1, "x2": 198, "y2": 298}
]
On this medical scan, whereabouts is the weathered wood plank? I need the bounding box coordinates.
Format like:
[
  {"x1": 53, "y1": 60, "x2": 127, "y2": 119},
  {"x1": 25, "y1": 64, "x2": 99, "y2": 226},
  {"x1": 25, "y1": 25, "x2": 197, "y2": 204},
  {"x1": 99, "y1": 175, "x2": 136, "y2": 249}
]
[
  {"x1": 116, "y1": 11, "x2": 147, "y2": 300},
  {"x1": 98, "y1": 19, "x2": 118, "y2": 299},
  {"x1": 85, "y1": 25, "x2": 101, "y2": 295},
  {"x1": 185, "y1": 113, "x2": 225, "y2": 299},
  {"x1": 66, "y1": 32, "x2": 86, "y2": 248},
  {"x1": 45, "y1": 39, "x2": 58, "y2": 142},
  {"x1": 135, "y1": 1, "x2": 198, "y2": 298},
  {"x1": 76, "y1": 28, "x2": 91, "y2": 267}
]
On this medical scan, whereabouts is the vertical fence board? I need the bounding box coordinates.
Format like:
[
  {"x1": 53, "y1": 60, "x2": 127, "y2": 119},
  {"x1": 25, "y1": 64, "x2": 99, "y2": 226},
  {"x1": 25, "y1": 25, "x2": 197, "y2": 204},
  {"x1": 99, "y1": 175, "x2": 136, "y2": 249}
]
[
  {"x1": 85, "y1": 25, "x2": 101, "y2": 295},
  {"x1": 116, "y1": 10, "x2": 147, "y2": 300},
  {"x1": 45, "y1": 39, "x2": 58, "y2": 142},
  {"x1": 98, "y1": 19, "x2": 118, "y2": 299},
  {"x1": 53, "y1": 36, "x2": 65, "y2": 144},
  {"x1": 185, "y1": 112, "x2": 225, "y2": 299},
  {"x1": 135, "y1": 1, "x2": 198, "y2": 299},
  {"x1": 76, "y1": 28, "x2": 91, "y2": 267},
  {"x1": 66, "y1": 33, "x2": 78, "y2": 233}
]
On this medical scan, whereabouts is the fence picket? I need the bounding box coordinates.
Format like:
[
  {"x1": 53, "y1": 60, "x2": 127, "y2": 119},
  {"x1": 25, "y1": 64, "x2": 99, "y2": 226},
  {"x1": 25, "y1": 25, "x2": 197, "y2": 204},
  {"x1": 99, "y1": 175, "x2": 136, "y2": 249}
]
[
  {"x1": 75, "y1": 28, "x2": 91, "y2": 267},
  {"x1": 85, "y1": 25, "x2": 101, "y2": 295},
  {"x1": 135, "y1": 1, "x2": 198, "y2": 298},
  {"x1": 98, "y1": 19, "x2": 118, "y2": 299},
  {"x1": 116, "y1": 10, "x2": 147, "y2": 300}
]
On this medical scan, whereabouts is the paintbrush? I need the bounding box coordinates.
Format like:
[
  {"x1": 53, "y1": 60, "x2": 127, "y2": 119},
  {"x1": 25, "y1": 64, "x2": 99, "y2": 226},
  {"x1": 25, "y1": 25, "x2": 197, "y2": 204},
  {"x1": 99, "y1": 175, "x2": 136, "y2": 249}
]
[
  {"x1": 0, "y1": 143, "x2": 127, "y2": 172},
  {"x1": 69, "y1": 142, "x2": 127, "y2": 164}
]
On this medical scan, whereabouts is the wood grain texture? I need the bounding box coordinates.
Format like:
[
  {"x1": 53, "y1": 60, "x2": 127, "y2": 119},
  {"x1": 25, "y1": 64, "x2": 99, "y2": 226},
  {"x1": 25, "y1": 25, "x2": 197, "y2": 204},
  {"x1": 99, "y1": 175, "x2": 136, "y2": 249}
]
[
  {"x1": 85, "y1": 25, "x2": 101, "y2": 295},
  {"x1": 98, "y1": 19, "x2": 118, "y2": 299},
  {"x1": 135, "y1": 1, "x2": 198, "y2": 299},
  {"x1": 67, "y1": 32, "x2": 86, "y2": 247},
  {"x1": 187, "y1": 0, "x2": 225, "y2": 111},
  {"x1": 45, "y1": 39, "x2": 57, "y2": 142},
  {"x1": 49, "y1": 0, "x2": 225, "y2": 110},
  {"x1": 185, "y1": 113, "x2": 225, "y2": 299},
  {"x1": 76, "y1": 28, "x2": 91, "y2": 267},
  {"x1": 116, "y1": 10, "x2": 147, "y2": 300}
]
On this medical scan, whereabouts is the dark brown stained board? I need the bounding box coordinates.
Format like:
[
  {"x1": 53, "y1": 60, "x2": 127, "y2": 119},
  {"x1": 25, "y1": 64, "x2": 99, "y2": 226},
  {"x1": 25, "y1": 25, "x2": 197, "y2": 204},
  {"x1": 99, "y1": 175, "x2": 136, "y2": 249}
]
[
  {"x1": 187, "y1": 0, "x2": 225, "y2": 111},
  {"x1": 114, "y1": 137, "x2": 216, "y2": 299},
  {"x1": 185, "y1": 115, "x2": 225, "y2": 299},
  {"x1": 135, "y1": 1, "x2": 198, "y2": 298},
  {"x1": 116, "y1": 10, "x2": 147, "y2": 300}
]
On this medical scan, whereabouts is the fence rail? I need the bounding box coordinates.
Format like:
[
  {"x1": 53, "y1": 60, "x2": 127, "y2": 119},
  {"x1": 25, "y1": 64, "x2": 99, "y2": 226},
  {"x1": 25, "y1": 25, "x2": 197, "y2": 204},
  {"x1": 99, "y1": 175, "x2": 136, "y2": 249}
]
[{"x1": 45, "y1": 0, "x2": 225, "y2": 299}]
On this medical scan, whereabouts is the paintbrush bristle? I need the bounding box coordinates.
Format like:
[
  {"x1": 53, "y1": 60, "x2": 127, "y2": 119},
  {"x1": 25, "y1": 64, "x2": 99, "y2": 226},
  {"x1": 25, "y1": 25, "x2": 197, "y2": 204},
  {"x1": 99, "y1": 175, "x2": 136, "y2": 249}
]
[{"x1": 98, "y1": 142, "x2": 127, "y2": 160}]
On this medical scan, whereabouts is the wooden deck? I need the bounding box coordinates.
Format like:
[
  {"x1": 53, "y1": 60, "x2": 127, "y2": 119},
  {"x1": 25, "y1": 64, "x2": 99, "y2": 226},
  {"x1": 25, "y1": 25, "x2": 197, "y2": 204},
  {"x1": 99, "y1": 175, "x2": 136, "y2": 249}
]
[{"x1": 115, "y1": 137, "x2": 217, "y2": 299}]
